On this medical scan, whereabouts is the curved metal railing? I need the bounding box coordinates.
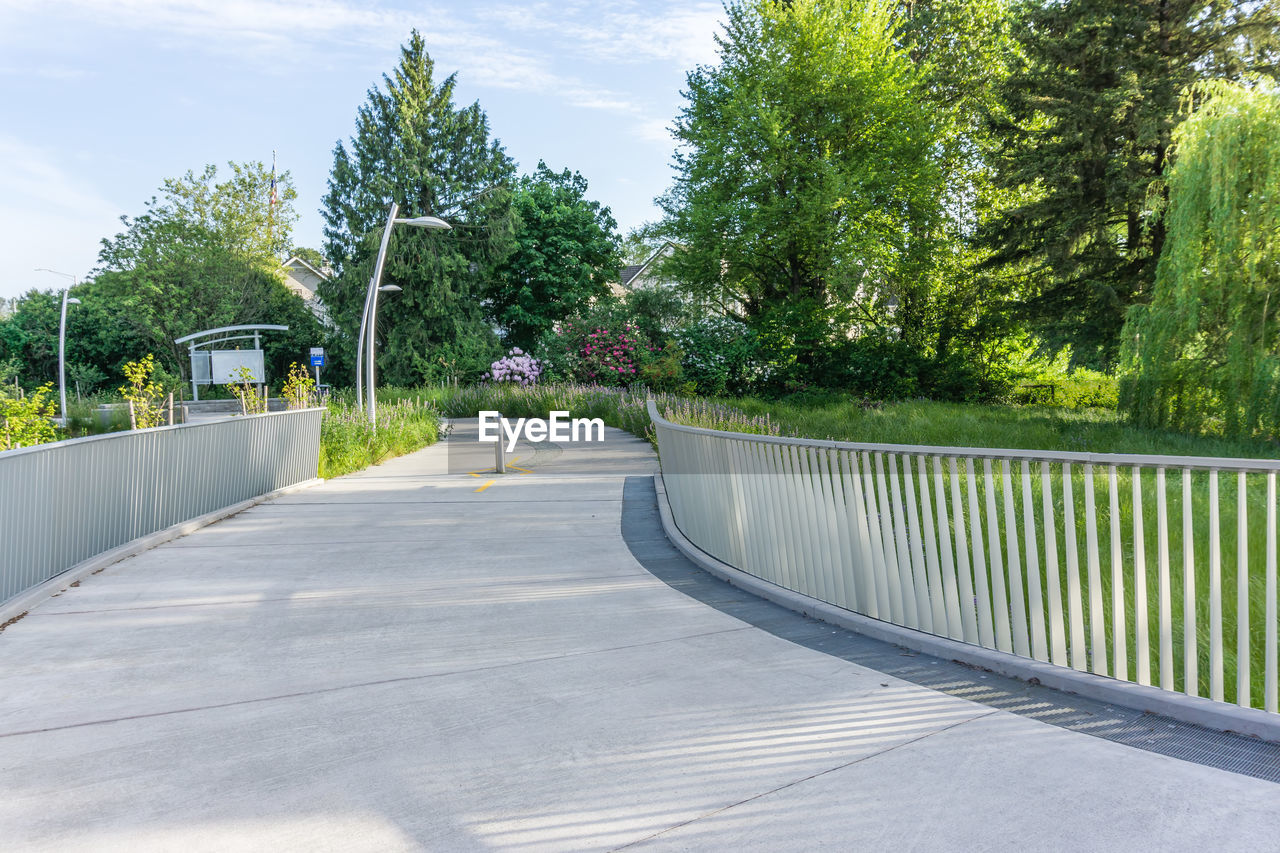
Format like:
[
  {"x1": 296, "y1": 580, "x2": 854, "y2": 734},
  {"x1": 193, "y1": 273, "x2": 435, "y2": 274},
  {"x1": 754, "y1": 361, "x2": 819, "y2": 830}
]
[
  {"x1": 0, "y1": 408, "x2": 323, "y2": 606},
  {"x1": 649, "y1": 400, "x2": 1280, "y2": 715}
]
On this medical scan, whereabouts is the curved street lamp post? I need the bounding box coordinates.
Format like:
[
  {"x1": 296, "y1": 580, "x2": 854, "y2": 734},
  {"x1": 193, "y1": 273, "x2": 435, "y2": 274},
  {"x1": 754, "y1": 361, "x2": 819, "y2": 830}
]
[
  {"x1": 35, "y1": 268, "x2": 81, "y2": 426},
  {"x1": 355, "y1": 202, "x2": 451, "y2": 428}
]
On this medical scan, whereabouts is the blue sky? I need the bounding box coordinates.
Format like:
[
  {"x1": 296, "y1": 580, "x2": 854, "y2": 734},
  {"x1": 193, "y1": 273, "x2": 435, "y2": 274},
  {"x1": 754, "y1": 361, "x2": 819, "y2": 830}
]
[{"x1": 0, "y1": 0, "x2": 725, "y2": 298}]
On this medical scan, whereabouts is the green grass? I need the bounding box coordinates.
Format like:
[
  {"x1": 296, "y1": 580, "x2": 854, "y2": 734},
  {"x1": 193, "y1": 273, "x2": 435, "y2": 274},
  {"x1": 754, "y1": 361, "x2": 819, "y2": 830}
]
[
  {"x1": 725, "y1": 397, "x2": 1280, "y2": 459},
  {"x1": 319, "y1": 392, "x2": 444, "y2": 479}
]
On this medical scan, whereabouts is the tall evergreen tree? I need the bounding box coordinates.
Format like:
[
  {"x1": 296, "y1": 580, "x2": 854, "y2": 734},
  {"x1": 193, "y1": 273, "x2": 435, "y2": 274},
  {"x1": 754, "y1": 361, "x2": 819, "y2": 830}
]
[
  {"x1": 984, "y1": 0, "x2": 1280, "y2": 367},
  {"x1": 321, "y1": 31, "x2": 517, "y2": 385}
]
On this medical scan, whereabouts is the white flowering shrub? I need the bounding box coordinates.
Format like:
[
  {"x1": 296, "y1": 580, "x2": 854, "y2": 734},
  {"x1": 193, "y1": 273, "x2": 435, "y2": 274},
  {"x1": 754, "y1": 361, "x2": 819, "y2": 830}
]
[
  {"x1": 673, "y1": 316, "x2": 763, "y2": 396},
  {"x1": 489, "y1": 348, "x2": 543, "y2": 386}
]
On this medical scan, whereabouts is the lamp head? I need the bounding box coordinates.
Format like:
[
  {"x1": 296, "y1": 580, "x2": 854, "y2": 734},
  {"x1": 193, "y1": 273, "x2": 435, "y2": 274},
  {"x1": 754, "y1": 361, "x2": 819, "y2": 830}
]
[
  {"x1": 378, "y1": 284, "x2": 402, "y2": 293},
  {"x1": 67, "y1": 298, "x2": 81, "y2": 305},
  {"x1": 395, "y1": 216, "x2": 451, "y2": 230}
]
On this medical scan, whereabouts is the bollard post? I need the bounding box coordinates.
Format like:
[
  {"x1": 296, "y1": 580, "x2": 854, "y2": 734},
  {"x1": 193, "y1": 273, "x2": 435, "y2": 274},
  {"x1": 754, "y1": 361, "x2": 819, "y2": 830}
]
[{"x1": 495, "y1": 417, "x2": 507, "y2": 474}]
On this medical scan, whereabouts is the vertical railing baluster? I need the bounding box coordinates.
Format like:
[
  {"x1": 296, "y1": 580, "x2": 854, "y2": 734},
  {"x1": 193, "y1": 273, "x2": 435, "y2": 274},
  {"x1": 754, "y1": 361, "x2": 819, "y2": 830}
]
[
  {"x1": 949, "y1": 458, "x2": 980, "y2": 644},
  {"x1": 823, "y1": 449, "x2": 855, "y2": 611},
  {"x1": 1108, "y1": 465, "x2": 1128, "y2": 682},
  {"x1": 1002, "y1": 460, "x2": 1031, "y2": 657},
  {"x1": 1133, "y1": 467, "x2": 1151, "y2": 687},
  {"x1": 1042, "y1": 461, "x2": 1068, "y2": 666},
  {"x1": 917, "y1": 457, "x2": 948, "y2": 633},
  {"x1": 1267, "y1": 470, "x2": 1277, "y2": 714},
  {"x1": 1237, "y1": 470, "x2": 1250, "y2": 708},
  {"x1": 902, "y1": 455, "x2": 934, "y2": 634},
  {"x1": 888, "y1": 454, "x2": 920, "y2": 628},
  {"x1": 933, "y1": 457, "x2": 964, "y2": 639},
  {"x1": 1209, "y1": 469, "x2": 1224, "y2": 703},
  {"x1": 875, "y1": 453, "x2": 906, "y2": 625},
  {"x1": 1084, "y1": 464, "x2": 1108, "y2": 676},
  {"x1": 1183, "y1": 468, "x2": 1199, "y2": 697},
  {"x1": 862, "y1": 451, "x2": 892, "y2": 620},
  {"x1": 842, "y1": 450, "x2": 875, "y2": 614},
  {"x1": 1021, "y1": 459, "x2": 1048, "y2": 661},
  {"x1": 1059, "y1": 466, "x2": 1080, "y2": 671},
  {"x1": 966, "y1": 459, "x2": 996, "y2": 649},
  {"x1": 845, "y1": 451, "x2": 877, "y2": 616},
  {"x1": 984, "y1": 459, "x2": 1013, "y2": 653},
  {"x1": 1157, "y1": 468, "x2": 1174, "y2": 691}
]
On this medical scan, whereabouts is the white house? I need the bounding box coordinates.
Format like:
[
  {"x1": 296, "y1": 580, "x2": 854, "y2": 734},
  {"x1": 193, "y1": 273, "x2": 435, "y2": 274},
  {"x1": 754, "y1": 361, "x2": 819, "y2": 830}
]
[{"x1": 282, "y1": 256, "x2": 333, "y2": 325}]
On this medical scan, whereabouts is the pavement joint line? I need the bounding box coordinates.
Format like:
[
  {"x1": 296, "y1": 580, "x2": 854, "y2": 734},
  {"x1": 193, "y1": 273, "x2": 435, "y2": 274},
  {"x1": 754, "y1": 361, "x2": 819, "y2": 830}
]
[
  {"x1": 0, "y1": 625, "x2": 754, "y2": 740},
  {"x1": 260, "y1": 499, "x2": 626, "y2": 506},
  {"x1": 30, "y1": 572, "x2": 660, "y2": 617},
  {"x1": 611, "y1": 709, "x2": 1001, "y2": 851},
  {"x1": 163, "y1": 534, "x2": 628, "y2": 548}
]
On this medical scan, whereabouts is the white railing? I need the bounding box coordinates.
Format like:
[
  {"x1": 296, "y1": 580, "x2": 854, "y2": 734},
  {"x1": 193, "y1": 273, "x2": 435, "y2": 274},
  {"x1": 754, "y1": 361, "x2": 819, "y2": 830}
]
[
  {"x1": 650, "y1": 401, "x2": 1280, "y2": 715},
  {"x1": 0, "y1": 408, "x2": 323, "y2": 606}
]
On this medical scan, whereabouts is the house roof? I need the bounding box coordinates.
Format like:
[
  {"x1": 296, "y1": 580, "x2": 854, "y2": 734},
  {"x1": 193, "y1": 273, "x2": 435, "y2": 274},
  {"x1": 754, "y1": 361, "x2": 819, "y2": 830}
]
[
  {"x1": 616, "y1": 240, "x2": 681, "y2": 290},
  {"x1": 283, "y1": 256, "x2": 331, "y2": 280},
  {"x1": 619, "y1": 264, "x2": 645, "y2": 287}
]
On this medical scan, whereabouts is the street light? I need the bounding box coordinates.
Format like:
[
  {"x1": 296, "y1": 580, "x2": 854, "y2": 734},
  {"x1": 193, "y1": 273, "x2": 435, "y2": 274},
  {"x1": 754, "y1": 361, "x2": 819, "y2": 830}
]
[
  {"x1": 354, "y1": 202, "x2": 451, "y2": 427},
  {"x1": 35, "y1": 268, "x2": 80, "y2": 427},
  {"x1": 367, "y1": 283, "x2": 402, "y2": 426}
]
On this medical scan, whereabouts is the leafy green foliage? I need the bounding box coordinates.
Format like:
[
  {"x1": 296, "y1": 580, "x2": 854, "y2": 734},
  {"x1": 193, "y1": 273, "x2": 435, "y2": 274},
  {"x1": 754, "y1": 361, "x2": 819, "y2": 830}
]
[
  {"x1": 659, "y1": 0, "x2": 939, "y2": 339},
  {"x1": 489, "y1": 162, "x2": 621, "y2": 351},
  {"x1": 984, "y1": 0, "x2": 1280, "y2": 367},
  {"x1": 89, "y1": 161, "x2": 322, "y2": 382},
  {"x1": 321, "y1": 30, "x2": 517, "y2": 386},
  {"x1": 672, "y1": 316, "x2": 762, "y2": 396},
  {"x1": 0, "y1": 383, "x2": 57, "y2": 450},
  {"x1": 1121, "y1": 81, "x2": 1280, "y2": 437},
  {"x1": 119, "y1": 355, "x2": 168, "y2": 428}
]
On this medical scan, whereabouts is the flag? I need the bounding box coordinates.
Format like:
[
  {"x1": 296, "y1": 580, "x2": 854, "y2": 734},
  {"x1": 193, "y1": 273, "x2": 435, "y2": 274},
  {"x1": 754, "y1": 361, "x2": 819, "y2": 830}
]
[{"x1": 269, "y1": 150, "x2": 278, "y2": 206}]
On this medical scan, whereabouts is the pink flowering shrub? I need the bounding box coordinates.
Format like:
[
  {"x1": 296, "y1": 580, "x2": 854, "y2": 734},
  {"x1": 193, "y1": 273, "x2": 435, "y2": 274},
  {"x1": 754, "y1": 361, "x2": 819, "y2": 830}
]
[
  {"x1": 488, "y1": 348, "x2": 543, "y2": 386},
  {"x1": 578, "y1": 322, "x2": 642, "y2": 385}
]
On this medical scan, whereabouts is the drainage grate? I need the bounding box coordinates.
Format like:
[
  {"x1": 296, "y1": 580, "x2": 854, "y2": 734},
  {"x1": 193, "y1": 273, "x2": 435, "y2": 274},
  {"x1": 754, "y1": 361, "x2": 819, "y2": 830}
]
[{"x1": 621, "y1": 476, "x2": 1280, "y2": 784}]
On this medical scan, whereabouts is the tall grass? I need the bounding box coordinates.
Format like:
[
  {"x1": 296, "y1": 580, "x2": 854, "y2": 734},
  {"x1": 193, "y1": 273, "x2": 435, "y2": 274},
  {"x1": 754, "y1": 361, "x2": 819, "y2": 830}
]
[{"x1": 319, "y1": 394, "x2": 444, "y2": 479}]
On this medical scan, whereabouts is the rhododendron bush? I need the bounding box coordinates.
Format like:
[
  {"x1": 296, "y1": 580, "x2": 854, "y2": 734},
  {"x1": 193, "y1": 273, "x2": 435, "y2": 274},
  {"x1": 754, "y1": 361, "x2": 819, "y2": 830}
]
[{"x1": 489, "y1": 348, "x2": 543, "y2": 386}]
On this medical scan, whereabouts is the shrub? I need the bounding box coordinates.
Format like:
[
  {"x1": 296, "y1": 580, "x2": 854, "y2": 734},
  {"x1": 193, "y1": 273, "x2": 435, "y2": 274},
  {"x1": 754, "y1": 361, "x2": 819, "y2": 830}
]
[
  {"x1": 640, "y1": 340, "x2": 691, "y2": 393},
  {"x1": 488, "y1": 348, "x2": 543, "y2": 386},
  {"x1": 120, "y1": 355, "x2": 169, "y2": 428},
  {"x1": 673, "y1": 315, "x2": 762, "y2": 396},
  {"x1": 0, "y1": 383, "x2": 57, "y2": 450}
]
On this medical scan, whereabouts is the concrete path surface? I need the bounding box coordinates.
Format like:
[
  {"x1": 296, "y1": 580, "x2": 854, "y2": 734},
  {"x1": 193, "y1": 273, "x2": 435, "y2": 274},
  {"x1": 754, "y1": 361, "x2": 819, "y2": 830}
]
[{"x1": 1, "y1": 423, "x2": 1277, "y2": 851}]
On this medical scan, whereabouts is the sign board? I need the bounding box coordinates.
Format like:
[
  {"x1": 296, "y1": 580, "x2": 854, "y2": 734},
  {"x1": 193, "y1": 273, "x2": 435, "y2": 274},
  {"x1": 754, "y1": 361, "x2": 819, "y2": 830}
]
[
  {"x1": 309, "y1": 347, "x2": 325, "y2": 368},
  {"x1": 190, "y1": 350, "x2": 212, "y2": 384},
  {"x1": 211, "y1": 349, "x2": 265, "y2": 384}
]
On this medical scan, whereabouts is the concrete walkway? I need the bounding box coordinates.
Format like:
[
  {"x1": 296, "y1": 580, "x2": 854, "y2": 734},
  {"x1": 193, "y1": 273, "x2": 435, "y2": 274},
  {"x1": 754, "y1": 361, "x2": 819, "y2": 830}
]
[{"x1": 1, "y1": 424, "x2": 1278, "y2": 851}]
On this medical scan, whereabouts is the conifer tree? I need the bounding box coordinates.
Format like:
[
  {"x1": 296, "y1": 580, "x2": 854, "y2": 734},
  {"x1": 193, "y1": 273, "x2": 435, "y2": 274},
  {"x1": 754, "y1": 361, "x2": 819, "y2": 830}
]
[
  {"x1": 984, "y1": 0, "x2": 1279, "y2": 367},
  {"x1": 321, "y1": 31, "x2": 517, "y2": 384}
]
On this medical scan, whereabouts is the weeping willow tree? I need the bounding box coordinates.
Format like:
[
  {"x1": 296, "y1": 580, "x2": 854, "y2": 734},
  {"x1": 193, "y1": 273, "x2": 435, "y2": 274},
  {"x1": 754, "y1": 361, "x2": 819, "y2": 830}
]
[{"x1": 1120, "y1": 81, "x2": 1280, "y2": 438}]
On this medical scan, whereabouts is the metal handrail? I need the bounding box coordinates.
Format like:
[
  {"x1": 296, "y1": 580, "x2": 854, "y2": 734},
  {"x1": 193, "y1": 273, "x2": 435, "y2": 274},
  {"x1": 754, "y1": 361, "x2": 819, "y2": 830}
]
[{"x1": 646, "y1": 400, "x2": 1280, "y2": 473}]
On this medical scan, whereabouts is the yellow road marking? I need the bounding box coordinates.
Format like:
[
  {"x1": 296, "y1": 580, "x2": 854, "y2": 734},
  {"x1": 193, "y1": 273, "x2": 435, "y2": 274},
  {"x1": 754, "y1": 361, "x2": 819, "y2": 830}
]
[{"x1": 474, "y1": 479, "x2": 497, "y2": 493}]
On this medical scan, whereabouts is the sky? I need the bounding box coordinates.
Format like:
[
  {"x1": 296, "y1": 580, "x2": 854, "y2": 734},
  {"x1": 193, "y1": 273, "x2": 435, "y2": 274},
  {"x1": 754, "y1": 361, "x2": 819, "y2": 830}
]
[{"x1": 0, "y1": 0, "x2": 727, "y2": 299}]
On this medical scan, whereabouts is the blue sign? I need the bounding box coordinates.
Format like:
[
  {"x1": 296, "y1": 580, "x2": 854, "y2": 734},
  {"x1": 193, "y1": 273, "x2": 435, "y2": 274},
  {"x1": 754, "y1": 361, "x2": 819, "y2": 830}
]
[{"x1": 309, "y1": 347, "x2": 325, "y2": 368}]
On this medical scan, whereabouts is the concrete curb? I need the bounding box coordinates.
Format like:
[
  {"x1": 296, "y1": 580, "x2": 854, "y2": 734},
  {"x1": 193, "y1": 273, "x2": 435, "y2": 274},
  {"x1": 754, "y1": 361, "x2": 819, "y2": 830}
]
[
  {"x1": 0, "y1": 478, "x2": 325, "y2": 627},
  {"x1": 653, "y1": 473, "x2": 1280, "y2": 744}
]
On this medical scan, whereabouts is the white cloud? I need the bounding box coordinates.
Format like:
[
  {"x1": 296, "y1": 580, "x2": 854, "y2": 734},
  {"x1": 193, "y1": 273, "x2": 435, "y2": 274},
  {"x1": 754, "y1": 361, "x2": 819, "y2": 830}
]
[{"x1": 0, "y1": 136, "x2": 124, "y2": 298}]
